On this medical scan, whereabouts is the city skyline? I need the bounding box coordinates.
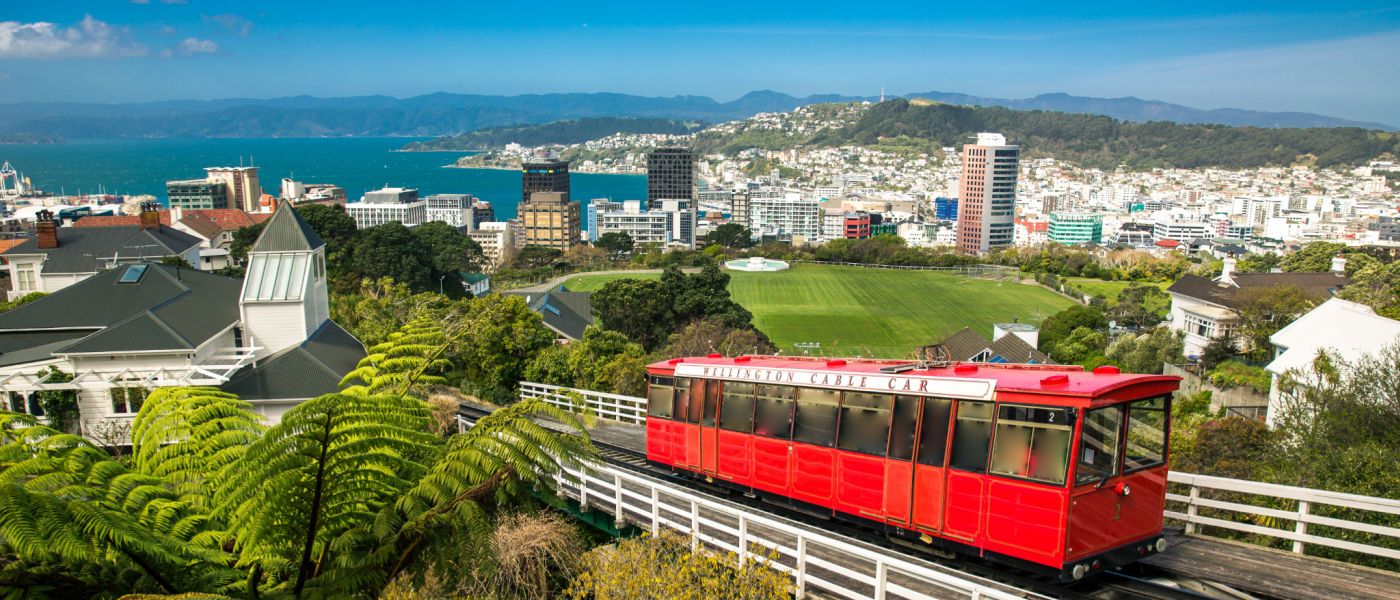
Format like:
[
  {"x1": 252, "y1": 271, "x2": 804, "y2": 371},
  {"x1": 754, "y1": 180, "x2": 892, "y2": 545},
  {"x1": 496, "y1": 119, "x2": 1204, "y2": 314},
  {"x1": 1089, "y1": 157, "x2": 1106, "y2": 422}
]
[{"x1": 1, "y1": 2, "x2": 1399, "y2": 125}]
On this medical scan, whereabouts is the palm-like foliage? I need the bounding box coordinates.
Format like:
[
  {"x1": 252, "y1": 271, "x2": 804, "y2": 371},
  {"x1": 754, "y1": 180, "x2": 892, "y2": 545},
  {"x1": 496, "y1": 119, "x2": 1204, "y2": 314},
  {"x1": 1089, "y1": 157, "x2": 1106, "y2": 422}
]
[{"x1": 0, "y1": 317, "x2": 596, "y2": 599}]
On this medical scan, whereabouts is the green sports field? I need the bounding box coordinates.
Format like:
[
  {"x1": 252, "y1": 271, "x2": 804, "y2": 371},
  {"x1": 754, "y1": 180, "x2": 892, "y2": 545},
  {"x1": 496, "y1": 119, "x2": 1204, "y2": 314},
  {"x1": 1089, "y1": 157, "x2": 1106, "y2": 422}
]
[{"x1": 565, "y1": 265, "x2": 1076, "y2": 358}]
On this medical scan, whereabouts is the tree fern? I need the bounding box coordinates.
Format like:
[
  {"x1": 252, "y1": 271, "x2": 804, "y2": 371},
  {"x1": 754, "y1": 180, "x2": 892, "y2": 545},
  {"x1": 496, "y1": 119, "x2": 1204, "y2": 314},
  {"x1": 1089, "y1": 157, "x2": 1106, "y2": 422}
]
[{"x1": 340, "y1": 316, "x2": 452, "y2": 397}]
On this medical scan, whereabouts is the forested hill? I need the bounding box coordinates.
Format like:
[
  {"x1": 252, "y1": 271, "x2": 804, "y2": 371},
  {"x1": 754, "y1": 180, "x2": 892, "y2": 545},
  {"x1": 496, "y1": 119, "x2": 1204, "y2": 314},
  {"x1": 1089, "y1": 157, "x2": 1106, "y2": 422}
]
[
  {"x1": 809, "y1": 99, "x2": 1400, "y2": 169},
  {"x1": 401, "y1": 117, "x2": 705, "y2": 151}
]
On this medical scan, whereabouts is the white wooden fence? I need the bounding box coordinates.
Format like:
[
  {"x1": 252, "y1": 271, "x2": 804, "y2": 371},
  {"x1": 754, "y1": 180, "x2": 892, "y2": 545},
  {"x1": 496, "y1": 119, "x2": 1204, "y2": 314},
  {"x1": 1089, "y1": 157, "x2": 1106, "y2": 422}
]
[
  {"x1": 524, "y1": 381, "x2": 1400, "y2": 566},
  {"x1": 1166, "y1": 472, "x2": 1400, "y2": 561},
  {"x1": 457, "y1": 407, "x2": 1037, "y2": 600}
]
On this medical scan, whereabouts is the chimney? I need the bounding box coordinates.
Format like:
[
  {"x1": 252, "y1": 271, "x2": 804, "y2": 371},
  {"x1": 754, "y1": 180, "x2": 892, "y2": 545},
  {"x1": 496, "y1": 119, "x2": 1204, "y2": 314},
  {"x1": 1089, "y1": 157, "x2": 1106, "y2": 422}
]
[
  {"x1": 138, "y1": 201, "x2": 161, "y2": 230},
  {"x1": 170, "y1": 206, "x2": 183, "y2": 223},
  {"x1": 1219, "y1": 257, "x2": 1237, "y2": 284},
  {"x1": 1331, "y1": 255, "x2": 1347, "y2": 274},
  {"x1": 35, "y1": 210, "x2": 58, "y2": 250}
]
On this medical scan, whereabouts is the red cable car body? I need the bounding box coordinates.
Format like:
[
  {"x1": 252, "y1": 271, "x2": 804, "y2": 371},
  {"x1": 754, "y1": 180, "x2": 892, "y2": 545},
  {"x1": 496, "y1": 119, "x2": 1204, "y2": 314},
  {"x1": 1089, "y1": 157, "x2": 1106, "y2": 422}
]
[{"x1": 644, "y1": 355, "x2": 1180, "y2": 581}]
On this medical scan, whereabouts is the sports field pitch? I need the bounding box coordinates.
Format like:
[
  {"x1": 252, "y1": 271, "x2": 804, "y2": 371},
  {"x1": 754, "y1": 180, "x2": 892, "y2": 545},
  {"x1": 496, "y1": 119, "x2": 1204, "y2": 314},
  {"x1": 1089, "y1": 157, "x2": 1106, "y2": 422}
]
[{"x1": 565, "y1": 264, "x2": 1076, "y2": 358}]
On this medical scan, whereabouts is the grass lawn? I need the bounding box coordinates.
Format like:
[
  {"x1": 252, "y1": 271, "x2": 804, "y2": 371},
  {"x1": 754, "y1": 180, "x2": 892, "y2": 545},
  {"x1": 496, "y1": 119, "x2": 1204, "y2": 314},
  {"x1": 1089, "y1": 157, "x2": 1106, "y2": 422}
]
[
  {"x1": 1063, "y1": 277, "x2": 1169, "y2": 304},
  {"x1": 561, "y1": 272, "x2": 661, "y2": 292},
  {"x1": 564, "y1": 265, "x2": 1076, "y2": 358}
]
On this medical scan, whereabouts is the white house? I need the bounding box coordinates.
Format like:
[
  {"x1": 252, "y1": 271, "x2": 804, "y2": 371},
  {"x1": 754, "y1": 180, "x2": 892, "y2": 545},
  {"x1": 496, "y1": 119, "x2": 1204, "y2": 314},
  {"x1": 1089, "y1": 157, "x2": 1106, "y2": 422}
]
[
  {"x1": 1166, "y1": 256, "x2": 1351, "y2": 357},
  {"x1": 2, "y1": 207, "x2": 202, "y2": 301},
  {"x1": 0, "y1": 202, "x2": 366, "y2": 442},
  {"x1": 1264, "y1": 298, "x2": 1400, "y2": 428}
]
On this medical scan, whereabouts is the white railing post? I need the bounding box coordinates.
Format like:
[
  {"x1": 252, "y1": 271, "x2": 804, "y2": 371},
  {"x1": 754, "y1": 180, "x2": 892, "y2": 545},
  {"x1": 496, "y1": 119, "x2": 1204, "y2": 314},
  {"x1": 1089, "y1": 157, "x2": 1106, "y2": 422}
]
[
  {"x1": 874, "y1": 559, "x2": 889, "y2": 600},
  {"x1": 613, "y1": 473, "x2": 625, "y2": 529},
  {"x1": 795, "y1": 535, "x2": 807, "y2": 599},
  {"x1": 1294, "y1": 500, "x2": 1309, "y2": 554},
  {"x1": 578, "y1": 470, "x2": 589, "y2": 512},
  {"x1": 1185, "y1": 485, "x2": 1200, "y2": 535},
  {"x1": 737, "y1": 514, "x2": 748, "y2": 567},
  {"x1": 690, "y1": 499, "x2": 700, "y2": 551},
  {"x1": 650, "y1": 487, "x2": 660, "y2": 535}
]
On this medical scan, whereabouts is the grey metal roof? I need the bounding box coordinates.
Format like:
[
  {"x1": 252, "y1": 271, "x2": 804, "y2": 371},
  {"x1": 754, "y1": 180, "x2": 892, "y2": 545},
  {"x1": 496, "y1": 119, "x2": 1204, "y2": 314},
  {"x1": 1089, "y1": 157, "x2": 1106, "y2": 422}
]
[
  {"x1": 220, "y1": 320, "x2": 366, "y2": 400},
  {"x1": 1167, "y1": 272, "x2": 1349, "y2": 309},
  {"x1": 250, "y1": 203, "x2": 324, "y2": 252},
  {"x1": 505, "y1": 287, "x2": 593, "y2": 341},
  {"x1": 0, "y1": 264, "x2": 242, "y2": 354},
  {"x1": 2, "y1": 225, "x2": 201, "y2": 274},
  {"x1": 939, "y1": 327, "x2": 1052, "y2": 364}
]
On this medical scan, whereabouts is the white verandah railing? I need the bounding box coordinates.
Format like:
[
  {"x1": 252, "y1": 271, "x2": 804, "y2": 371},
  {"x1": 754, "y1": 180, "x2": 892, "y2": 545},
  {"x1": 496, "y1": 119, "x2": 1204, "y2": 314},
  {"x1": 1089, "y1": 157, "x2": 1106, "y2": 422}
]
[{"x1": 523, "y1": 382, "x2": 1400, "y2": 565}]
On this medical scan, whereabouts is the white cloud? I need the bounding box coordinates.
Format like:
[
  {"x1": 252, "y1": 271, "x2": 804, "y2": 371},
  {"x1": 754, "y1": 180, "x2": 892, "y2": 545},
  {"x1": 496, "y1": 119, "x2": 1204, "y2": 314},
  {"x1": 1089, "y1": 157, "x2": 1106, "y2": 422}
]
[
  {"x1": 204, "y1": 14, "x2": 253, "y2": 37},
  {"x1": 176, "y1": 37, "x2": 218, "y2": 56},
  {"x1": 0, "y1": 15, "x2": 149, "y2": 59}
]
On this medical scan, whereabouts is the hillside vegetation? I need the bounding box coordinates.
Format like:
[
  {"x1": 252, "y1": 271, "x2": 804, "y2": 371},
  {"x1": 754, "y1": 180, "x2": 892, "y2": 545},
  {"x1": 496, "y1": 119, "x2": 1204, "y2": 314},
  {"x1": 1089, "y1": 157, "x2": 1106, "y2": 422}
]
[
  {"x1": 403, "y1": 117, "x2": 705, "y2": 151},
  {"x1": 809, "y1": 99, "x2": 1400, "y2": 169}
]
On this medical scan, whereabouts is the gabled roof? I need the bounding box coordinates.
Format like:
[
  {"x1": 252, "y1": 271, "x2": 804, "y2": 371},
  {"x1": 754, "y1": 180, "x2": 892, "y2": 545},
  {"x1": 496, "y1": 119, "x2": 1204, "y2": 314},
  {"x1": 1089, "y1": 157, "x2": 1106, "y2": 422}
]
[
  {"x1": 1267, "y1": 298, "x2": 1400, "y2": 376},
  {"x1": 176, "y1": 213, "x2": 225, "y2": 241},
  {"x1": 0, "y1": 263, "x2": 241, "y2": 355},
  {"x1": 1, "y1": 225, "x2": 202, "y2": 274},
  {"x1": 505, "y1": 286, "x2": 593, "y2": 340},
  {"x1": 1167, "y1": 272, "x2": 1350, "y2": 309},
  {"x1": 250, "y1": 202, "x2": 324, "y2": 252},
  {"x1": 939, "y1": 327, "x2": 1051, "y2": 364},
  {"x1": 220, "y1": 320, "x2": 366, "y2": 400}
]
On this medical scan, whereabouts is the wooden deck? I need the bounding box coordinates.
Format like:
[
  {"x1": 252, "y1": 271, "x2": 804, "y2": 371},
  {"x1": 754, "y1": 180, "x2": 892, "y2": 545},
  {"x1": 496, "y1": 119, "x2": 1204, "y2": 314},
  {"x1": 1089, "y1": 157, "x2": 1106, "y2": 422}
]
[{"x1": 1144, "y1": 531, "x2": 1400, "y2": 600}]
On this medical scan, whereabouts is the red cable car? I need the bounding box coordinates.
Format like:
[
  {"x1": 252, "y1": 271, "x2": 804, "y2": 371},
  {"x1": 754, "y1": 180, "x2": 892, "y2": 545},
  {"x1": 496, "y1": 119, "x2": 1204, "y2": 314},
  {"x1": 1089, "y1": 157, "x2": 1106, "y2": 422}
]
[{"x1": 644, "y1": 355, "x2": 1179, "y2": 581}]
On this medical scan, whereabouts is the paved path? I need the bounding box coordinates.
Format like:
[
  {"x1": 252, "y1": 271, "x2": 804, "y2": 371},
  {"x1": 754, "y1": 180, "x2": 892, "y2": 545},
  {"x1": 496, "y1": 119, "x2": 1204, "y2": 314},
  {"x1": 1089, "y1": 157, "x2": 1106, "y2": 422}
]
[{"x1": 512, "y1": 267, "x2": 700, "y2": 294}]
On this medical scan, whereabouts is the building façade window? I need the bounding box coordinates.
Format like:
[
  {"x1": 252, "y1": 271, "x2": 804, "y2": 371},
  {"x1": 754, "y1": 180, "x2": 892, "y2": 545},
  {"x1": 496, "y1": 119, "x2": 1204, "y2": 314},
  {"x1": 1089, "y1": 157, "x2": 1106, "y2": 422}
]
[{"x1": 109, "y1": 379, "x2": 149, "y2": 415}]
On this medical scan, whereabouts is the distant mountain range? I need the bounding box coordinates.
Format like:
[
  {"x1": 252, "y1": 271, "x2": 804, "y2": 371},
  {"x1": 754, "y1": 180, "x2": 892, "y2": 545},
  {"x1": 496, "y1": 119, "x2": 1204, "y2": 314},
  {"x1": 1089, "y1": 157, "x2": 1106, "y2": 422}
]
[{"x1": 0, "y1": 90, "x2": 1391, "y2": 139}]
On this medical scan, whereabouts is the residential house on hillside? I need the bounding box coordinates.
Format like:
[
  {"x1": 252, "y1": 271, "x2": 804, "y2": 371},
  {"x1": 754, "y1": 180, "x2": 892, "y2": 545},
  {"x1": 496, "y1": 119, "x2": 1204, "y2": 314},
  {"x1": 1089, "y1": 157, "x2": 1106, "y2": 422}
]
[
  {"x1": 933, "y1": 325, "x2": 1051, "y2": 364},
  {"x1": 73, "y1": 207, "x2": 271, "y2": 271},
  {"x1": 1264, "y1": 298, "x2": 1400, "y2": 428},
  {"x1": 1166, "y1": 256, "x2": 1350, "y2": 357},
  {"x1": 2, "y1": 206, "x2": 202, "y2": 301},
  {"x1": 506, "y1": 285, "x2": 593, "y2": 341},
  {"x1": 0, "y1": 202, "x2": 365, "y2": 443}
]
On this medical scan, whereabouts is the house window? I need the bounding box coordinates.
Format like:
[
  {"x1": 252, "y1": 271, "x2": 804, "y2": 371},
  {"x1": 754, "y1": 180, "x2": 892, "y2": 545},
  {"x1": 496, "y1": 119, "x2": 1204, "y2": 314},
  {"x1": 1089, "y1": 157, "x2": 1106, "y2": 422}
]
[
  {"x1": 110, "y1": 381, "x2": 149, "y2": 415},
  {"x1": 15, "y1": 265, "x2": 36, "y2": 292},
  {"x1": 7, "y1": 391, "x2": 43, "y2": 416},
  {"x1": 1183, "y1": 313, "x2": 1216, "y2": 338}
]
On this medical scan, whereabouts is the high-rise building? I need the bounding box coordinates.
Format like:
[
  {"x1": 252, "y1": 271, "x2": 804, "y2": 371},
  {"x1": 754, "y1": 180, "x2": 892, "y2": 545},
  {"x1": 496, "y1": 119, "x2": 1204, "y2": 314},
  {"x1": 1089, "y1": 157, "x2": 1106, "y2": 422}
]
[
  {"x1": 522, "y1": 154, "x2": 570, "y2": 204},
  {"x1": 167, "y1": 178, "x2": 231, "y2": 210},
  {"x1": 647, "y1": 147, "x2": 695, "y2": 206},
  {"x1": 587, "y1": 199, "x2": 623, "y2": 241},
  {"x1": 424, "y1": 193, "x2": 476, "y2": 229},
  {"x1": 345, "y1": 187, "x2": 426, "y2": 229},
  {"x1": 1048, "y1": 212, "x2": 1104, "y2": 245},
  {"x1": 518, "y1": 191, "x2": 580, "y2": 250},
  {"x1": 750, "y1": 192, "x2": 821, "y2": 242},
  {"x1": 954, "y1": 133, "x2": 1018, "y2": 255},
  {"x1": 468, "y1": 222, "x2": 514, "y2": 269},
  {"x1": 731, "y1": 190, "x2": 750, "y2": 228},
  {"x1": 205, "y1": 167, "x2": 261, "y2": 213}
]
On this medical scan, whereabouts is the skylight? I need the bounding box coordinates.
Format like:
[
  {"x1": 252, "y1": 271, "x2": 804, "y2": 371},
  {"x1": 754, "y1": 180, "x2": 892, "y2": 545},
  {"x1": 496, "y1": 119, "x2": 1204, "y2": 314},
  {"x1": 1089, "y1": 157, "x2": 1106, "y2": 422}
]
[{"x1": 118, "y1": 264, "x2": 148, "y2": 284}]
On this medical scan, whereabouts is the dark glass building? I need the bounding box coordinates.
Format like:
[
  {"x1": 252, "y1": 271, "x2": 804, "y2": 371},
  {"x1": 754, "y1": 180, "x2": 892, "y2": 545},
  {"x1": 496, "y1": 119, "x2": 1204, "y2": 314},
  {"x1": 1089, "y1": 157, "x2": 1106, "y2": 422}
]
[
  {"x1": 522, "y1": 157, "x2": 570, "y2": 204},
  {"x1": 647, "y1": 147, "x2": 694, "y2": 206}
]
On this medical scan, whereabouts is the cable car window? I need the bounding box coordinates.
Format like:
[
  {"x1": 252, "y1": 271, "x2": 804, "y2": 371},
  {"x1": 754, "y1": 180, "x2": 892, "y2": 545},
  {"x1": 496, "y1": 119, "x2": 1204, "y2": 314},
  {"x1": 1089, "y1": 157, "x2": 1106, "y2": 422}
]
[
  {"x1": 990, "y1": 405, "x2": 1072, "y2": 485},
  {"x1": 949, "y1": 401, "x2": 993, "y2": 473},
  {"x1": 1124, "y1": 397, "x2": 1168, "y2": 472},
  {"x1": 719, "y1": 382, "x2": 756, "y2": 433},
  {"x1": 673, "y1": 377, "x2": 691, "y2": 423},
  {"x1": 753, "y1": 384, "x2": 796, "y2": 439},
  {"x1": 689, "y1": 379, "x2": 719, "y2": 427},
  {"x1": 837, "y1": 392, "x2": 892, "y2": 456},
  {"x1": 647, "y1": 376, "x2": 675, "y2": 419},
  {"x1": 793, "y1": 387, "x2": 840, "y2": 447},
  {"x1": 916, "y1": 398, "x2": 954, "y2": 467},
  {"x1": 888, "y1": 395, "x2": 921, "y2": 461},
  {"x1": 1077, "y1": 406, "x2": 1123, "y2": 485}
]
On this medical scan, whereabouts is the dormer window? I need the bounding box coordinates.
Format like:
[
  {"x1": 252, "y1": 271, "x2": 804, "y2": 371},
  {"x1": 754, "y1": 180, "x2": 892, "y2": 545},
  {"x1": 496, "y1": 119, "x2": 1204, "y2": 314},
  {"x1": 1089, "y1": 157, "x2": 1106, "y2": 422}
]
[{"x1": 243, "y1": 252, "x2": 309, "y2": 301}]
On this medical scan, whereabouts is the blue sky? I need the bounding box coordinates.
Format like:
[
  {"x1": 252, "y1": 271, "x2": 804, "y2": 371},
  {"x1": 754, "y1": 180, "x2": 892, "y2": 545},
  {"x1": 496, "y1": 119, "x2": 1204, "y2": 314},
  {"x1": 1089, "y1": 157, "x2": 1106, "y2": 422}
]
[{"x1": 2, "y1": 1, "x2": 1399, "y2": 125}]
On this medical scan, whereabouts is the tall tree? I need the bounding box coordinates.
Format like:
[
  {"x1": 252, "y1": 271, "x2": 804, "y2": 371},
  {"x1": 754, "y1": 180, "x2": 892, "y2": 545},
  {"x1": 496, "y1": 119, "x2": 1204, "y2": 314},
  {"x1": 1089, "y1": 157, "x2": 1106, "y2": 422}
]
[
  {"x1": 700, "y1": 223, "x2": 754, "y2": 249},
  {"x1": 1233, "y1": 285, "x2": 1321, "y2": 360},
  {"x1": 1038, "y1": 305, "x2": 1108, "y2": 353},
  {"x1": 353, "y1": 222, "x2": 435, "y2": 292},
  {"x1": 596, "y1": 231, "x2": 635, "y2": 260}
]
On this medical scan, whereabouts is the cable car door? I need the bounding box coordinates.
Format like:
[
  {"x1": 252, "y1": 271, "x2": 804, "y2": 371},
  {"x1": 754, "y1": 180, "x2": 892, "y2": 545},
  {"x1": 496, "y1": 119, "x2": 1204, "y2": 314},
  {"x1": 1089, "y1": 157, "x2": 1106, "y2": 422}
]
[
  {"x1": 698, "y1": 379, "x2": 720, "y2": 474},
  {"x1": 910, "y1": 398, "x2": 954, "y2": 534}
]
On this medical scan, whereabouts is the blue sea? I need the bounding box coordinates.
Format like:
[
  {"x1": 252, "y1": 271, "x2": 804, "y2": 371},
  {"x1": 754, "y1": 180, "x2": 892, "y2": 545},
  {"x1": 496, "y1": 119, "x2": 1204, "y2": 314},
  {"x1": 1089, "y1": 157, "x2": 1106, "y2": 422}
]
[{"x1": 0, "y1": 138, "x2": 645, "y2": 220}]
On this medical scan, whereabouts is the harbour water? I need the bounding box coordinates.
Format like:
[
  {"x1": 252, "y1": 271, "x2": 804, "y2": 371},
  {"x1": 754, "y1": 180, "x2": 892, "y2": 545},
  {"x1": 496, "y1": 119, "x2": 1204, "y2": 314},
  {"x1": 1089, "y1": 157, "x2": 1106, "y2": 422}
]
[{"x1": 0, "y1": 138, "x2": 645, "y2": 219}]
